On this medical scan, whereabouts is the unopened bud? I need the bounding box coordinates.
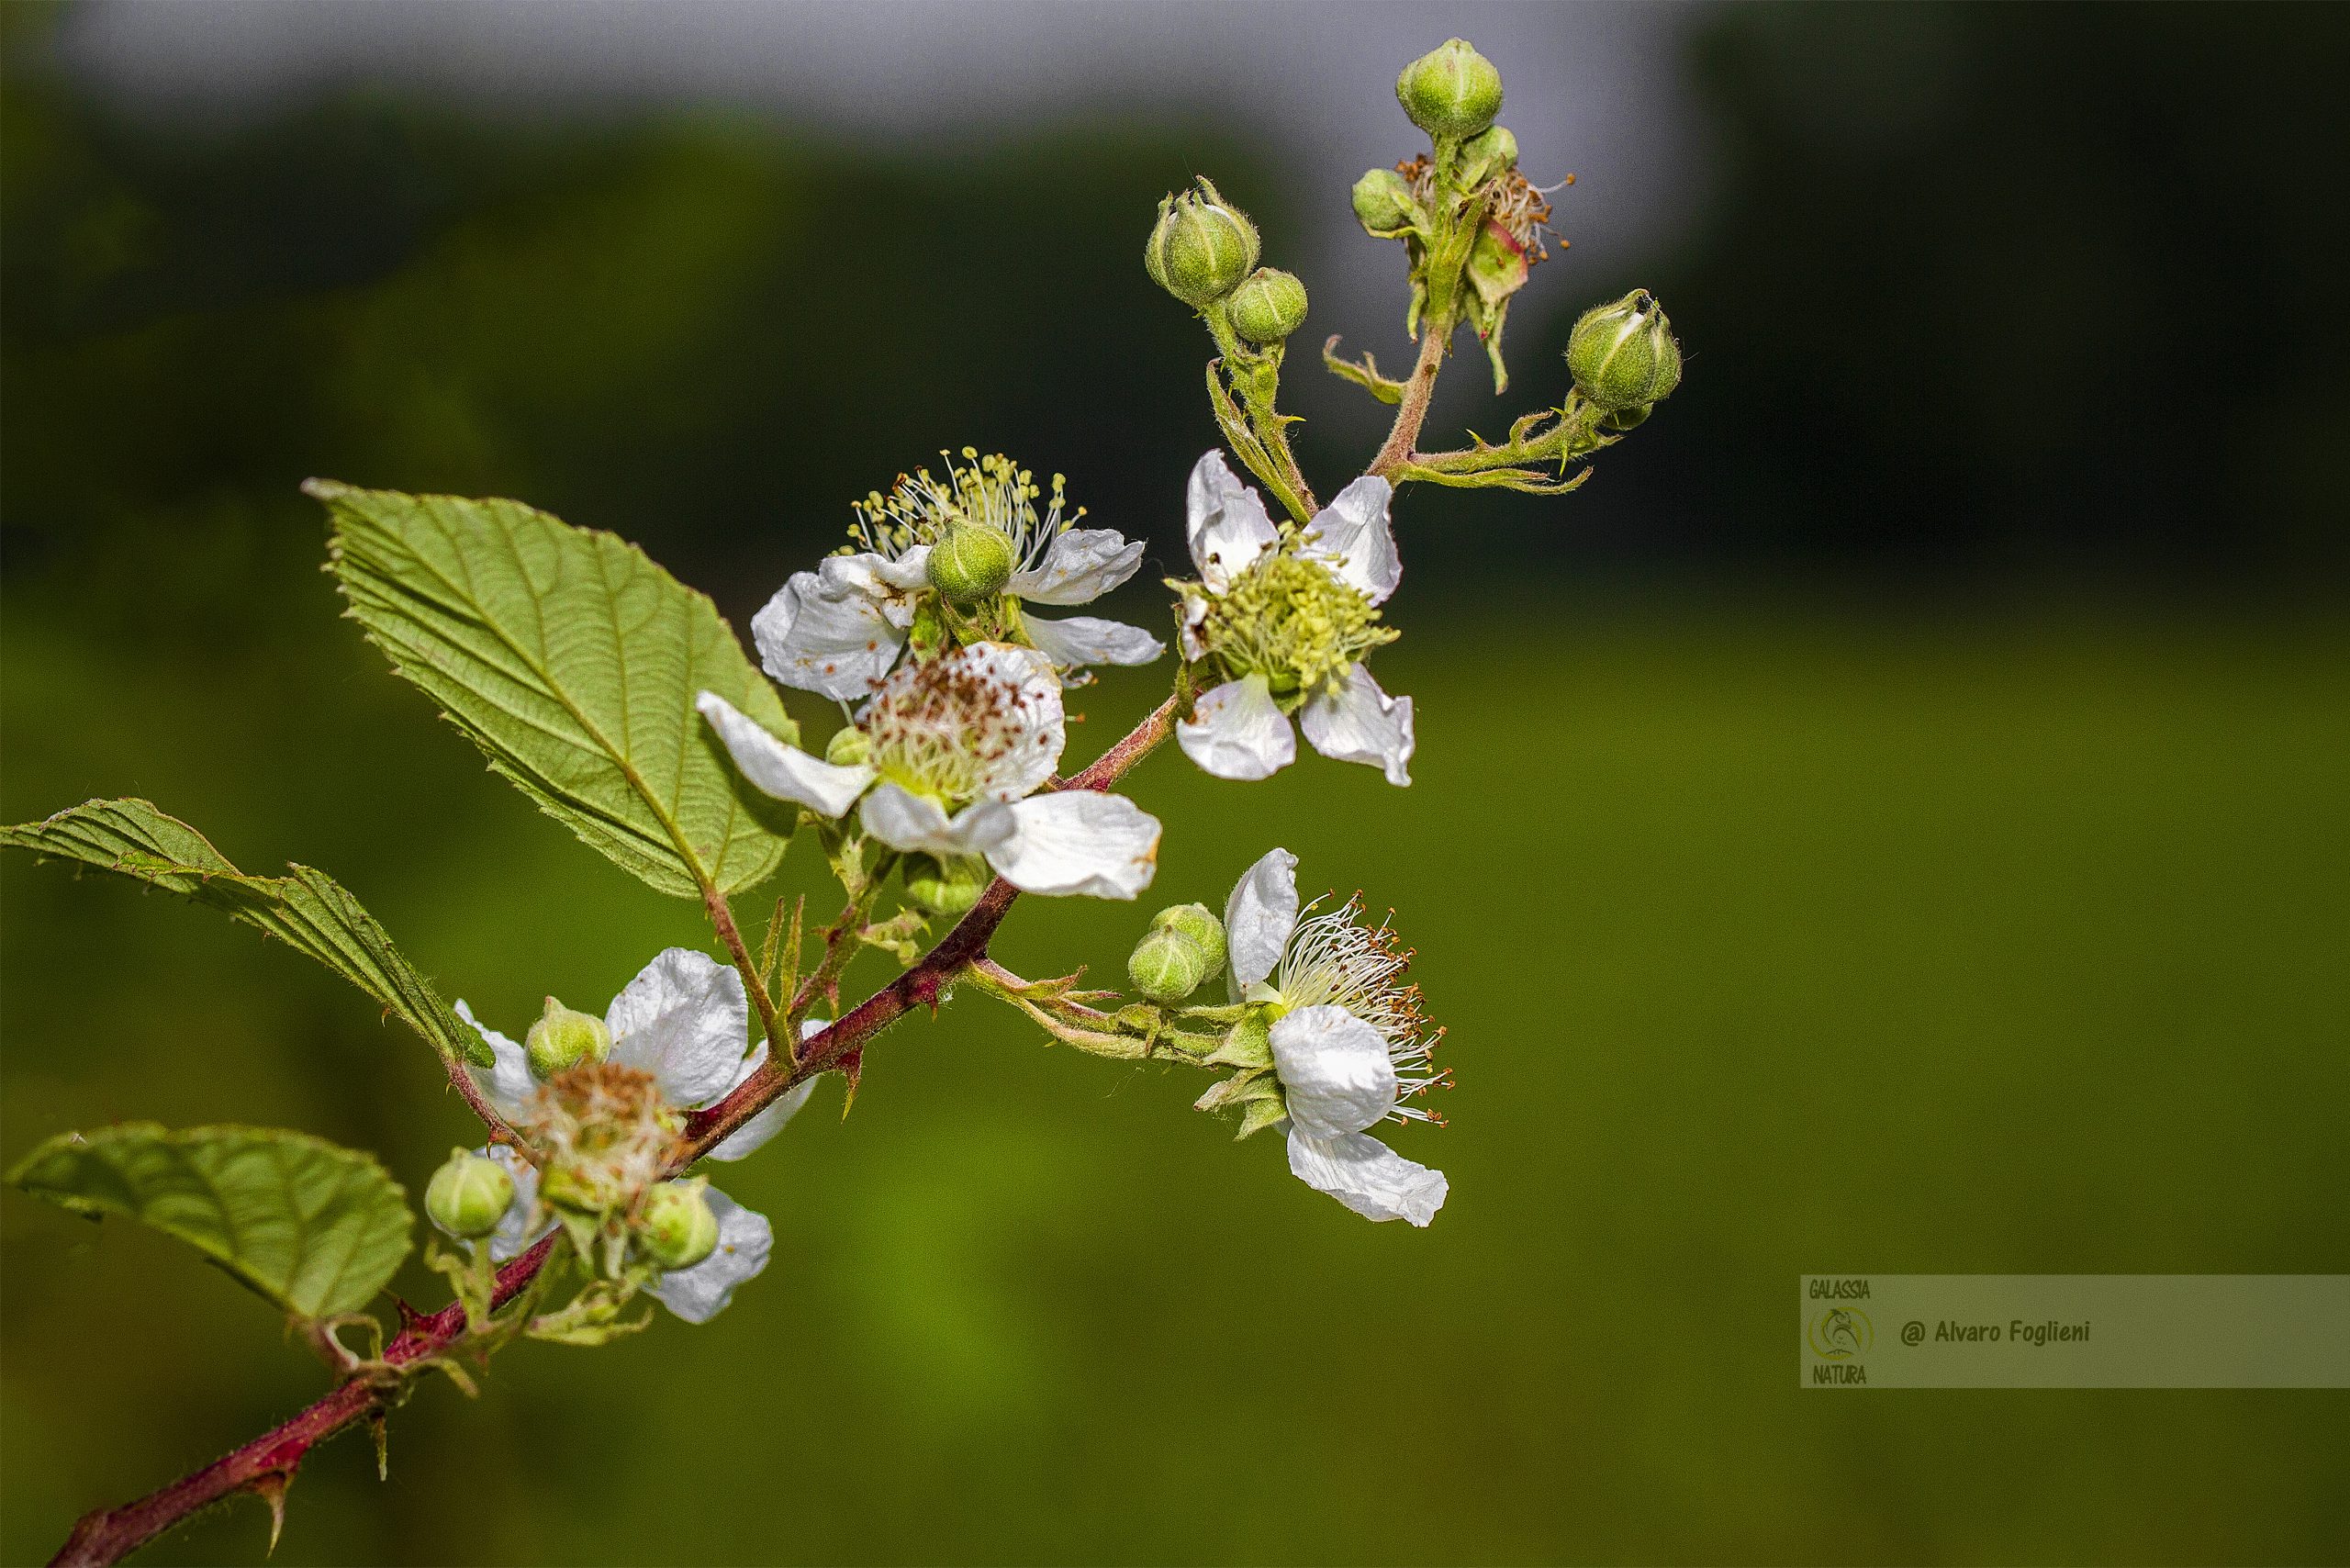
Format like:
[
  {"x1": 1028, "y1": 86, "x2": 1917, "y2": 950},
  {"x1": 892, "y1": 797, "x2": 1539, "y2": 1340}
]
[
  {"x1": 926, "y1": 519, "x2": 1014, "y2": 603},
  {"x1": 902, "y1": 853, "x2": 990, "y2": 917},
  {"x1": 1457, "y1": 124, "x2": 1517, "y2": 188},
  {"x1": 1566, "y1": 289, "x2": 1682, "y2": 411},
  {"x1": 824, "y1": 725, "x2": 872, "y2": 767},
  {"x1": 1350, "y1": 168, "x2": 1423, "y2": 239},
  {"x1": 1144, "y1": 177, "x2": 1261, "y2": 308},
  {"x1": 1128, "y1": 926, "x2": 1209, "y2": 1004},
  {"x1": 525, "y1": 996, "x2": 611, "y2": 1081},
  {"x1": 638, "y1": 1180, "x2": 720, "y2": 1271},
  {"x1": 425, "y1": 1148, "x2": 515, "y2": 1240},
  {"x1": 1227, "y1": 267, "x2": 1309, "y2": 346},
  {"x1": 1396, "y1": 39, "x2": 1503, "y2": 141},
  {"x1": 1149, "y1": 902, "x2": 1227, "y2": 988}
]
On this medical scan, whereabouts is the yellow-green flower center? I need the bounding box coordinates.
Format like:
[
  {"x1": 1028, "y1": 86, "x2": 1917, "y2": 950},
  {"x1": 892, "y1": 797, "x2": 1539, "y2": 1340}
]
[{"x1": 1201, "y1": 553, "x2": 1396, "y2": 700}]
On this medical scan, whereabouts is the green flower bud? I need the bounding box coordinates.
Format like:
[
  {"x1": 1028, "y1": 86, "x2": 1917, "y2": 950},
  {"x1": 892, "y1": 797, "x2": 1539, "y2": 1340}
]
[
  {"x1": 1227, "y1": 266, "x2": 1309, "y2": 346},
  {"x1": 1457, "y1": 124, "x2": 1517, "y2": 188},
  {"x1": 638, "y1": 1180, "x2": 720, "y2": 1271},
  {"x1": 525, "y1": 995, "x2": 611, "y2": 1081},
  {"x1": 926, "y1": 519, "x2": 1014, "y2": 603},
  {"x1": 1396, "y1": 39, "x2": 1503, "y2": 141},
  {"x1": 1350, "y1": 168, "x2": 1424, "y2": 239},
  {"x1": 902, "y1": 853, "x2": 990, "y2": 917},
  {"x1": 1127, "y1": 926, "x2": 1210, "y2": 1005},
  {"x1": 1566, "y1": 289, "x2": 1682, "y2": 411},
  {"x1": 1148, "y1": 902, "x2": 1227, "y2": 989},
  {"x1": 824, "y1": 724, "x2": 871, "y2": 767},
  {"x1": 1144, "y1": 176, "x2": 1260, "y2": 308},
  {"x1": 425, "y1": 1148, "x2": 514, "y2": 1239}
]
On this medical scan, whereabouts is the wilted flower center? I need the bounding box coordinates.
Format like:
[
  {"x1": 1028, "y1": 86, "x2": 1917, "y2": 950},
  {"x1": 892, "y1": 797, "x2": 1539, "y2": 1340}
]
[
  {"x1": 1202, "y1": 553, "x2": 1396, "y2": 699},
  {"x1": 1278, "y1": 896, "x2": 1448, "y2": 1118},
  {"x1": 847, "y1": 447, "x2": 1082, "y2": 578},
  {"x1": 861, "y1": 654, "x2": 1050, "y2": 804},
  {"x1": 527, "y1": 1061, "x2": 680, "y2": 1215},
  {"x1": 1396, "y1": 151, "x2": 1557, "y2": 258}
]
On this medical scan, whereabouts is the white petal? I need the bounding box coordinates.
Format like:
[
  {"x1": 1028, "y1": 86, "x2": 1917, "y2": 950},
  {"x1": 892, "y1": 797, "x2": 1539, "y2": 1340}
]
[
  {"x1": 456, "y1": 1000, "x2": 535, "y2": 1119},
  {"x1": 703, "y1": 1036, "x2": 820, "y2": 1162},
  {"x1": 645, "y1": 1186, "x2": 773, "y2": 1323},
  {"x1": 604, "y1": 948, "x2": 748, "y2": 1110},
  {"x1": 695, "y1": 691, "x2": 874, "y2": 816},
  {"x1": 988, "y1": 791, "x2": 1161, "y2": 899},
  {"x1": 952, "y1": 641, "x2": 1067, "y2": 799},
  {"x1": 484, "y1": 1144, "x2": 553, "y2": 1263},
  {"x1": 859, "y1": 781, "x2": 1020, "y2": 860},
  {"x1": 1270, "y1": 1004, "x2": 1400, "y2": 1137},
  {"x1": 750, "y1": 554, "x2": 913, "y2": 701},
  {"x1": 868, "y1": 544, "x2": 933, "y2": 591},
  {"x1": 1177, "y1": 674, "x2": 1295, "y2": 781},
  {"x1": 1298, "y1": 664, "x2": 1415, "y2": 787},
  {"x1": 1024, "y1": 614, "x2": 1165, "y2": 671},
  {"x1": 1178, "y1": 589, "x2": 1210, "y2": 663},
  {"x1": 1285, "y1": 1126, "x2": 1448, "y2": 1226},
  {"x1": 1300, "y1": 475, "x2": 1402, "y2": 605},
  {"x1": 1224, "y1": 846, "x2": 1299, "y2": 996},
  {"x1": 1006, "y1": 528, "x2": 1147, "y2": 605},
  {"x1": 1184, "y1": 450, "x2": 1278, "y2": 592}
]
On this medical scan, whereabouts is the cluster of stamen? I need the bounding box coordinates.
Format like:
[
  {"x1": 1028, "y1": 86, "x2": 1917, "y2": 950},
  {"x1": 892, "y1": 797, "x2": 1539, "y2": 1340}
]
[
  {"x1": 525, "y1": 1062, "x2": 680, "y2": 1215},
  {"x1": 1279, "y1": 894, "x2": 1451, "y2": 1122},
  {"x1": 859, "y1": 653, "x2": 1053, "y2": 804},
  {"x1": 848, "y1": 448, "x2": 1082, "y2": 577},
  {"x1": 1201, "y1": 552, "x2": 1397, "y2": 700},
  {"x1": 1397, "y1": 153, "x2": 1561, "y2": 261}
]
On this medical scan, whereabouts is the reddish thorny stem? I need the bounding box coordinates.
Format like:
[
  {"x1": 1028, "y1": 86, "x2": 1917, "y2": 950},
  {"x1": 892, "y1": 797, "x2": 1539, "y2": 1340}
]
[{"x1": 46, "y1": 695, "x2": 1180, "y2": 1568}]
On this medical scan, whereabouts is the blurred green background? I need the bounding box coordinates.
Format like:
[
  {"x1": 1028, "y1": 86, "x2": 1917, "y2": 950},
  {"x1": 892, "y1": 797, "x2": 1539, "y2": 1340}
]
[{"x1": 4, "y1": 3, "x2": 2346, "y2": 1563}]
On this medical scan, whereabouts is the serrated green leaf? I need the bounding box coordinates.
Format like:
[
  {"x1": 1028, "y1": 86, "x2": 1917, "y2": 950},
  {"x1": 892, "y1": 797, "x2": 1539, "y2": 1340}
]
[
  {"x1": 9, "y1": 1124, "x2": 414, "y2": 1319},
  {"x1": 313, "y1": 479, "x2": 796, "y2": 897},
  {"x1": 0, "y1": 798, "x2": 492, "y2": 1070}
]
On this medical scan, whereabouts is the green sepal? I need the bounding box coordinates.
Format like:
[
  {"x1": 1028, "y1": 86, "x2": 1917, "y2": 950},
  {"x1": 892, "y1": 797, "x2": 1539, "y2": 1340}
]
[{"x1": 1234, "y1": 1096, "x2": 1290, "y2": 1142}]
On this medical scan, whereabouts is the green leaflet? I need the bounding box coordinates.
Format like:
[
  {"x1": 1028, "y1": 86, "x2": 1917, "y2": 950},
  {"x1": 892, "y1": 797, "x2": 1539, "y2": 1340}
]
[
  {"x1": 9, "y1": 1125, "x2": 414, "y2": 1320},
  {"x1": 0, "y1": 798, "x2": 492, "y2": 1070},
  {"x1": 314, "y1": 480, "x2": 796, "y2": 898}
]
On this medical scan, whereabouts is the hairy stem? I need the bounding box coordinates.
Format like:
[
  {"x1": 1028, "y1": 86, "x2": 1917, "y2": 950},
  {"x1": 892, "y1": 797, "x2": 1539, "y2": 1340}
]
[
  {"x1": 47, "y1": 1236, "x2": 558, "y2": 1568},
  {"x1": 50, "y1": 692, "x2": 1183, "y2": 1568},
  {"x1": 702, "y1": 882, "x2": 781, "y2": 1054},
  {"x1": 1369, "y1": 313, "x2": 1453, "y2": 480}
]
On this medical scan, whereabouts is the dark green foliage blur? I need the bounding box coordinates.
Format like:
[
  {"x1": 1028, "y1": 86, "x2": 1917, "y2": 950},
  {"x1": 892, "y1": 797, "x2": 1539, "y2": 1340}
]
[{"x1": 4, "y1": 4, "x2": 2345, "y2": 1563}]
